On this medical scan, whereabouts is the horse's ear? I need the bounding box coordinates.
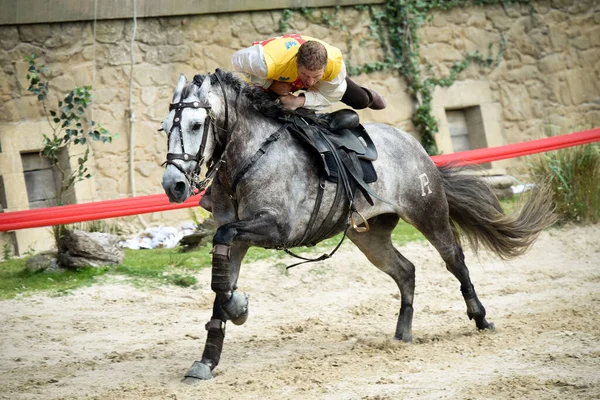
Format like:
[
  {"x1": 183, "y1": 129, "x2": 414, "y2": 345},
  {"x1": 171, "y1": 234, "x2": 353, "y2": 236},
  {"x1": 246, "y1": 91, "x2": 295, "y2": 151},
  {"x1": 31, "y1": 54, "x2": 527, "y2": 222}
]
[
  {"x1": 172, "y1": 74, "x2": 187, "y2": 103},
  {"x1": 197, "y1": 75, "x2": 211, "y2": 103}
]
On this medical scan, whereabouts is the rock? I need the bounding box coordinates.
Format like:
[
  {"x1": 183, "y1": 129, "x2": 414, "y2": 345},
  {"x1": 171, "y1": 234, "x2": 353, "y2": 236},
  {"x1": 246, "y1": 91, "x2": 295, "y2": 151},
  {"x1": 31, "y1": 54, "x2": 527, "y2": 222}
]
[
  {"x1": 483, "y1": 175, "x2": 516, "y2": 189},
  {"x1": 25, "y1": 251, "x2": 60, "y2": 273},
  {"x1": 179, "y1": 218, "x2": 216, "y2": 252},
  {"x1": 58, "y1": 229, "x2": 124, "y2": 269}
]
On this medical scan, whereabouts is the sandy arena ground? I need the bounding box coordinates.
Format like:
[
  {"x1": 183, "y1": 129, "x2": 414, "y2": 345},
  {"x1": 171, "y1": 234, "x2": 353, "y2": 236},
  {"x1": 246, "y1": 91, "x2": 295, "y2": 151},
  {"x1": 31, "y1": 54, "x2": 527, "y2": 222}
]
[{"x1": 1, "y1": 224, "x2": 599, "y2": 400}]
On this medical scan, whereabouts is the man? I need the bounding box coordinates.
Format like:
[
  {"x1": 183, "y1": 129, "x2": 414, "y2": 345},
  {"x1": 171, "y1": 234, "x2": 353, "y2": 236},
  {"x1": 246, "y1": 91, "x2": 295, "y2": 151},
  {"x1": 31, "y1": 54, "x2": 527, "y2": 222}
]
[{"x1": 231, "y1": 33, "x2": 386, "y2": 111}]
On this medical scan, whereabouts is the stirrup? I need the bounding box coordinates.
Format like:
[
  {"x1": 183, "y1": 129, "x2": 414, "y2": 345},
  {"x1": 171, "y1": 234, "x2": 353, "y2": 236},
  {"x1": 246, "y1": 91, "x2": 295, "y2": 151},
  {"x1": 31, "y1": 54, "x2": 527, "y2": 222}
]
[{"x1": 351, "y1": 210, "x2": 370, "y2": 233}]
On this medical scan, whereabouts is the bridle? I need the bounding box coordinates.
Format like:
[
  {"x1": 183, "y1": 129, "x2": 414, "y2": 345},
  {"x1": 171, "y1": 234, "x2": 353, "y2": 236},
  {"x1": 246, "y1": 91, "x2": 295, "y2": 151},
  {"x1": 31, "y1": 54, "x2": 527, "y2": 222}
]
[{"x1": 162, "y1": 71, "x2": 230, "y2": 194}]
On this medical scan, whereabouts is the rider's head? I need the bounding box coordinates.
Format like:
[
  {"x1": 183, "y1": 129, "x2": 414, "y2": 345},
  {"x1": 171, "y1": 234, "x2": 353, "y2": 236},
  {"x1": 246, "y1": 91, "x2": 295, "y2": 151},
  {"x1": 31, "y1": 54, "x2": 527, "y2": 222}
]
[{"x1": 296, "y1": 41, "x2": 327, "y2": 88}]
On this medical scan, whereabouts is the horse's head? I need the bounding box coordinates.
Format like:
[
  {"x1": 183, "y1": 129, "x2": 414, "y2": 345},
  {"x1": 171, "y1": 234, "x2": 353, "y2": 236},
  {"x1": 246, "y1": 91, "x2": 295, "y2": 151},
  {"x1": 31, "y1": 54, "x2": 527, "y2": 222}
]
[{"x1": 161, "y1": 73, "x2": 221, "y2": 203}]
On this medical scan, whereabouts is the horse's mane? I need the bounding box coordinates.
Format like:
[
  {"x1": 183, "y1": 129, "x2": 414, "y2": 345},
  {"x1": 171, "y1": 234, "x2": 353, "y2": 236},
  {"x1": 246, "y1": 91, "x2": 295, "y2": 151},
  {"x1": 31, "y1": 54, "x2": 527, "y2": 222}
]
[{"x1": 188, "y1": 70, "x2": 288, "y2": 119}]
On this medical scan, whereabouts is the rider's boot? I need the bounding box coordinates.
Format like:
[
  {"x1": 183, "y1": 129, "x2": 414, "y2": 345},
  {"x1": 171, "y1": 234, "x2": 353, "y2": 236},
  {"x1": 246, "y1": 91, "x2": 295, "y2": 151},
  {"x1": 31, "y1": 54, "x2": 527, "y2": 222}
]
[{"x1": 362, "y1": 87, "x2": 386, "y2": 110}]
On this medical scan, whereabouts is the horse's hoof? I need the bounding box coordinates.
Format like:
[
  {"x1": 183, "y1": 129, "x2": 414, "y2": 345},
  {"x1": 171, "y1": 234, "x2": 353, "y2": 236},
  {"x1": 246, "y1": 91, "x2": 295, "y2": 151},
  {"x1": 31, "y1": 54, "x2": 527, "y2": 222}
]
[
  {"x1": 222, "y1": 291, "x2": 249, "y2": 325},
  {"x1": 478, "y1": 321, "x2": 495, "y2": 331},
  {"x1": 394, "y1": 332, "x2": 412, "y2": 343},
  {"x1": 182, "y1": 361, "x2": 213, "y2": 383},
  {"x1": 230, "y1": 308, "x2": 248, "y2": 325}
]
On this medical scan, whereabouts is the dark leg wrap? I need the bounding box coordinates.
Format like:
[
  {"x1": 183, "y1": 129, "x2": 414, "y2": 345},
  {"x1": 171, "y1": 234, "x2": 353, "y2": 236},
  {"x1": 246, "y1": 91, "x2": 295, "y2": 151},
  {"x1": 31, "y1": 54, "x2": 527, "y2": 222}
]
[
  {"x1": 183, "y1": 319, "x2": 225, "y2": 382},
  {"x1": 200, "y1": 321, "x2": 225, "y2": 369},
  {"x1": 211, "y1": 245, "x2": 232, "y2": 294}
]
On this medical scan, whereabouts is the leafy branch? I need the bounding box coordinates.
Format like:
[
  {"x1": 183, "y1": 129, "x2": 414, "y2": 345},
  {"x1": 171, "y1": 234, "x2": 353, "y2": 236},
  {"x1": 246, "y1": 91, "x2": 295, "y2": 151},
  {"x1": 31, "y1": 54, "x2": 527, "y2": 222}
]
[{"x1": 25, "y1": 54, "x2": 116, "y2": 242}]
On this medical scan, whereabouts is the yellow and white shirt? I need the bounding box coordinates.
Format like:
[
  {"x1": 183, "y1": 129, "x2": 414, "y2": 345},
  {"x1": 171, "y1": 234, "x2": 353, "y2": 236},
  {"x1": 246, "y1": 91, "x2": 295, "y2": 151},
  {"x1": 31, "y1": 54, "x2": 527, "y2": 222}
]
[{"x1": 231, "y1": 34, "x2": 348, "y2": 110}]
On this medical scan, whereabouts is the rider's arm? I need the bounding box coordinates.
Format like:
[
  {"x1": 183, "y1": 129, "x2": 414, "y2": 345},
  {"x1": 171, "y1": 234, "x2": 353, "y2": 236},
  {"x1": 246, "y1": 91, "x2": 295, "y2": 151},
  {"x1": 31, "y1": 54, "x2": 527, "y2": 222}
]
[
  {"x1": 302, "y1": 62, "x2": 348, "y2": 110},
  {"x1": 231, "y1": 45, "x2": 273, "y2": 89}
]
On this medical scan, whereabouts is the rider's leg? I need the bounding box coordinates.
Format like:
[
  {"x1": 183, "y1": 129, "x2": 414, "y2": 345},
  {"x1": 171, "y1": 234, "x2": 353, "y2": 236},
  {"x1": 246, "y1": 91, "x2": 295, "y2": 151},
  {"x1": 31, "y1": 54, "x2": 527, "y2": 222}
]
[{"x1": 341, "y1": 77, "x2": 386, "y2": 110}]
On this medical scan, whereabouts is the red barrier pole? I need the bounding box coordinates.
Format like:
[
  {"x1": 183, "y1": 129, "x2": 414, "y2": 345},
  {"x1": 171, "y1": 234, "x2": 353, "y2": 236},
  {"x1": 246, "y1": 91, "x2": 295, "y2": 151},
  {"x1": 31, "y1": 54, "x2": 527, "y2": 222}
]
[
  {"x1": 4, "y1": 194, "x2": 176, "y2": 223},
  {"x1": 1, "y1": 128, "x2": 599, "y2": 232},
  {"x1": 431, "y1": 128, "x2": 600, "y2": 166},
  {"x1": 0, "y1": 193, "x2": 204, "y2": 232},
  {"x1": 0, "y1": 195, "x2": 203, "y2": 231}
]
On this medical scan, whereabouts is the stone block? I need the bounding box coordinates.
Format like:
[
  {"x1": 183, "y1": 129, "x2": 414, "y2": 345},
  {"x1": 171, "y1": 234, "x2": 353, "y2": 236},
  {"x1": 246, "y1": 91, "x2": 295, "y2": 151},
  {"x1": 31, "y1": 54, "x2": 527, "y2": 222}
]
[
  {"x1": 14, "y1": 228, "x2": 54, "y2": 256},
  {"x1": 167, "y1": 31, "x2": 184, "y2": 46},
  {"x1": 526, "y1": 80, "x2": 550, "y2": 100},
  {"x1": 0, "y1": 26, "x2": 19, "y2": 50},
  {"x1": 183, "y1": 15, "x2": 218, "y2": 43},
  {"x1": 202, "y1": 45, "x2": 235, "y2": 72},
  {"x1": 589, "y1": 27, "x2": 600, "y2": 47},
  {"x1": 141, "y1": 86, "x2": 160, "y2": 107},
  {"x1": 135, "y1": 20, "x2": 165, "y2": 46},
  {"x1": 1, "y1": 172, "x2": 29, "y2": 209},
  {"x1": 419, "y1": 26, "x2": 453, "y2": 44},
  {"x1": 445, "y1": 8, "x2": 470, "y2": 24},
  {"x1": 545, "y1": 9, "x2": 569, "y2": 24},
  {"x1": 251, "y1": 11, "x2": 276, "y2": 36},
  {"x1": 570, "y1": 35, "x2": 591, "y2": 51},
  {"x1": 156, "y1": 45, "x2": 192, "y2": 64},
  {"x1": 505, "y1": 65, "x2": 539, "y2": 82},
  {"x1": 538, "y1": 53, "x2": 566, "y2": 74},
  {"x1": 466, "y1": 11, "x2": 487, "y2": 29},
  {"x1": 548, "y1": 25, "x2": 568, "y2": 51},
  {"x1": 421, "y1": 43, "x2": 462, "y2": 64},
  {"x1": 95, "y1": 21, "x2": 125, "y2": 44},
  {"x1": 568, "y1": 0, "x2": 594, "y2": 13},
  {"x1": 135, "y1": 161, "x2": 156, "y2": 178},
  {"x1": 565, "y1": 68, "x2": 593, "y2": 104},
  {"x1": 500, "y1": 83, "x2": 533, "y2": 121},
  {"x1": 486, "y1": 9, "x2": 512, "y2": 31},
  {"x1": 0, "y1": 96, "x2": 43, "y2": 121},
  {"x1": 70, "y1": 65, "x2": 94, "y2": 87}
]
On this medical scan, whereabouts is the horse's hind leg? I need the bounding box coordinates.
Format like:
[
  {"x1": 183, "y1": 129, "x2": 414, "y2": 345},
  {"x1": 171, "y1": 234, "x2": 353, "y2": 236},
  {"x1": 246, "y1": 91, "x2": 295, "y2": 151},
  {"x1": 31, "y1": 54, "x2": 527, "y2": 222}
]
[
  {"x1": 348, "y1": 213, "x2": 416, "y2": 342},
  {"x1": 414, "y1": 214, "x2": 494, "y2": 331}
]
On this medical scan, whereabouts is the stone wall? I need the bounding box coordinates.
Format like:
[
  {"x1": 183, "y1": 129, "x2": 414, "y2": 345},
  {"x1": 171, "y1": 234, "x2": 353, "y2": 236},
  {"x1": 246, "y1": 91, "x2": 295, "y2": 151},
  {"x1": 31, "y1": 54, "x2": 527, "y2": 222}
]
[{"x1": 0, "y1": 1, "x2": 598, "y2": 254}]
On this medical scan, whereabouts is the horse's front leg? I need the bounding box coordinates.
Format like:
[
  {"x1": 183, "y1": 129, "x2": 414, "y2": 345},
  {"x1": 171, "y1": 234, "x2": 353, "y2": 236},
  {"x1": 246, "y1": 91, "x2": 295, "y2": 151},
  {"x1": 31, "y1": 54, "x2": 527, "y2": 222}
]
[
  {"x1": 210, "y1": 210, "x2": 288, "y2": 323},
  {"x1": 183, "y1": 242, "x2": 248, "y2": 384},
  {"x1": 184, "y1": 211, "x2": 287, "y2": 383}
]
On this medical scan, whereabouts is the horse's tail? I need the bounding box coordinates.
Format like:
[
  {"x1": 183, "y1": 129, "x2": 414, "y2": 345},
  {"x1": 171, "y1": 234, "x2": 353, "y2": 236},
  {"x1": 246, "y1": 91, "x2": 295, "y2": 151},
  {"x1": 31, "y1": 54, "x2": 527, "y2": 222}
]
[{"x1": 438, "y1": 163, "x2": 557, "y2": 260}]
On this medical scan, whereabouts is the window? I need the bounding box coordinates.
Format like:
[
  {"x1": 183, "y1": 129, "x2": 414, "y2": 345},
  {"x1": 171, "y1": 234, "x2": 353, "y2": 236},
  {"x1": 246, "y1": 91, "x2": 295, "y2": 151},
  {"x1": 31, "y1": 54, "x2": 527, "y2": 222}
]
[
  {"x1": 0, "y1": 176, "x2": 7, "y2": 212},
  {"x1": 445, "y1": 106, "x2": 490, "y2": 167},
  {"x1": 21, "y1": 152, "x2": 59, "y2": 209},
  {"x1": 21, "y1": 151, "x2": 75, "y2": 209}
]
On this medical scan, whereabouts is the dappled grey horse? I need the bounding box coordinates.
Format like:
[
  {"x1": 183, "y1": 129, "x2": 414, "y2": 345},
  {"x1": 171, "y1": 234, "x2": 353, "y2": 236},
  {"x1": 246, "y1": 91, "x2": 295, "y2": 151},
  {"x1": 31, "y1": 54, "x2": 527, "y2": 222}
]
[{"x1": 161, "y1": 70, "x2": 555, "y2": 383}]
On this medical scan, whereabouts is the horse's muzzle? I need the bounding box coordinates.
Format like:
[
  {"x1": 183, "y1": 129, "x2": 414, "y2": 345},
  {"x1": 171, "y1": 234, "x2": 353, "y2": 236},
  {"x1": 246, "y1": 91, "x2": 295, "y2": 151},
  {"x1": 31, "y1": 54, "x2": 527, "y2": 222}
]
[{"x1": 162, "y1": 176, "x2": 190, "y2": 203}]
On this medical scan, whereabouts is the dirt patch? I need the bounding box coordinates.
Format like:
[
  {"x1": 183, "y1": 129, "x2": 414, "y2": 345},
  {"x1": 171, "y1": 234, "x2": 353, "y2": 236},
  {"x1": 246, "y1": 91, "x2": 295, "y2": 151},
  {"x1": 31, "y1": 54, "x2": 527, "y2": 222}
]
[{"x1": 1, "y1": 224, "x2": 599, "y2": 399}]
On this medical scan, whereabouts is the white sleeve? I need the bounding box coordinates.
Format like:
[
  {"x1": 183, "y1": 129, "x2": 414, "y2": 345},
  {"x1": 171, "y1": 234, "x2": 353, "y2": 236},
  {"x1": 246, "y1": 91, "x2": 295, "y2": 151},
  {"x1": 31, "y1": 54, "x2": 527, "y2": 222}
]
[
  {"x1": 302, "y1": 62, "x2": 348, "y2": 111},
  {"x1": 231, "y1": 46, "x2": 273, "y2": 89}
]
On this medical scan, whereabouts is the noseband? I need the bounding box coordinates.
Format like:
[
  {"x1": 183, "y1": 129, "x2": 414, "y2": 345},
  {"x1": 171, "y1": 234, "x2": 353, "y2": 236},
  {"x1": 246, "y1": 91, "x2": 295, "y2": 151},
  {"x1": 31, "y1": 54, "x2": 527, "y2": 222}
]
[{"x1": 163, "y1": 72, "x2": 230, "y2": 194}]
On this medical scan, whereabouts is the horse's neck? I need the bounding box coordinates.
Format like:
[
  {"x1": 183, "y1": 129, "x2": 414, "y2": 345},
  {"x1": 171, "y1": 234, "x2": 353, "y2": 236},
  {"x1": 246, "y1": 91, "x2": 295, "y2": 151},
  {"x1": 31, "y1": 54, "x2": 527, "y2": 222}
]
[{"x1": 219, "y1": 111, "x2": 286, "y2": 184}]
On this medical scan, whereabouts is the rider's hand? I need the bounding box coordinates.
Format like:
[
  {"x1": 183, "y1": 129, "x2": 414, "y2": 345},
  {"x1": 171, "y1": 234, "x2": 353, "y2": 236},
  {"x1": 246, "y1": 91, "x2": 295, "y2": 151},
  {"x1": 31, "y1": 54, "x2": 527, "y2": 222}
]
[
  {"x1": 269, "y1": 81, "x2": 293, "y2": 96},
  {"x1": 278, "y1": 94, "x2": 305, "y2": 111}
]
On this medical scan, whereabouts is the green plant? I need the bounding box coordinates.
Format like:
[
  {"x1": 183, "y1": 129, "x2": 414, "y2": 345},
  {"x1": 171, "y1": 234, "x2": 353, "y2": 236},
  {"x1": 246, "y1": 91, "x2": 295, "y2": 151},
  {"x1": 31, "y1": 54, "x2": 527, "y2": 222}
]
[
  {"x1": 167, "y1": 274, "x2": 198, "y2": 288},
  {"x1": 25, "y1": 54, "x2": 116, "y2": 244},
  {"x1": 67, "y1": 220, "x2": 124, "y2": 236},
  {"x1": 529, "y1": 144, "x2": 600, "y2": 224},
  {"x1": 2, "y1": 243, "x2": 12, "y2": 261}
]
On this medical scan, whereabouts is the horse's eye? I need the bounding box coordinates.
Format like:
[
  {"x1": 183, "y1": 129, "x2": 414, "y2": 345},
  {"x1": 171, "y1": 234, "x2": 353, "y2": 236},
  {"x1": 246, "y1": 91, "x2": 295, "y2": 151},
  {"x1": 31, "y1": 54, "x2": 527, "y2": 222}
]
[{"x1": 192, "y1": 123, "x2": 202, "y2": 131}]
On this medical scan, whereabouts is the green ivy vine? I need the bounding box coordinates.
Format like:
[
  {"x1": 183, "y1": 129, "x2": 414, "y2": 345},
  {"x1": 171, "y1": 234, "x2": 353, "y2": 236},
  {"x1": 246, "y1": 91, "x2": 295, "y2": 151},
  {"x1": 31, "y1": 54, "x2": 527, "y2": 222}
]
[{"x1": 280, "y1": 0, "x2": 533, "y2": 155}]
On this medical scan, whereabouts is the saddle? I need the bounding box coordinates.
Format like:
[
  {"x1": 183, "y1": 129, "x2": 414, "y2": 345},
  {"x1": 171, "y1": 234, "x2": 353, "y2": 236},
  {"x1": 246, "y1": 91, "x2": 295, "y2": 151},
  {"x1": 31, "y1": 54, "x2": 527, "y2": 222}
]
[{"x1": 286, "y1": 109, "x2": 379, "y2": 206}]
